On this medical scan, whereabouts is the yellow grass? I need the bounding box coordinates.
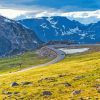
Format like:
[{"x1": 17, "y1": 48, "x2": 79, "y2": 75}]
[{"x1": 0, "y1": 51, "x2": 100, "y2": 99}]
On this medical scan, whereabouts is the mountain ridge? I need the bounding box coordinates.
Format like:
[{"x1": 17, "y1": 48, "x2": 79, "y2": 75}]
[
  {"x1": 19, "y1": 16, "x2": 100, "y2": 44},
  {"x1": 0, "y1": 15, "x2": 42, "y2": 57}
]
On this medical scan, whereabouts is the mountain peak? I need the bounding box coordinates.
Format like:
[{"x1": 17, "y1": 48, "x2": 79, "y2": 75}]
[{"x1": 19, "y1": 16, "x2": 100, "y2": 43}]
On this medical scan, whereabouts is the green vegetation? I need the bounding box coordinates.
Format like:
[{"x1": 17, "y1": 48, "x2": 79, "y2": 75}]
[
  {"x1": 0, "y1": 50, "x2": 99, "y2": 99},
  {"x1": 0, "y1": 51, "x2": 50, "y2": 74}
]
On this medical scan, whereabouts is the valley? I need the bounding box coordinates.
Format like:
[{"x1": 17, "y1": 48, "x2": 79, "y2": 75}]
[
  {"x1": 0, "y1": 44, "x2": 100, "y2": 99},
  {"x1": 0, "y1": 51, "x2": 51, "y2": 74},
  {"x1": 0, "y1": 15, "x2": 99, "y2": 100},
  {"x1": 0, "y1": 0, "x2": 100, "y2": 99}
]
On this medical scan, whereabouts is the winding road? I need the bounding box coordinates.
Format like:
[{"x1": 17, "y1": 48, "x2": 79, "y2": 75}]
[
  {"x1": 0, "y1": 44, "x2": 99, "y2": 76},
  {"x1": 0, "y1": 45, "x2": 66, "y2": 76}
]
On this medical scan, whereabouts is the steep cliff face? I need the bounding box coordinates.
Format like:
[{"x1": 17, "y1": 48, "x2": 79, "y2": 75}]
[{"x1": 0, "y1": 16, "x2": 41, "y2": 57}]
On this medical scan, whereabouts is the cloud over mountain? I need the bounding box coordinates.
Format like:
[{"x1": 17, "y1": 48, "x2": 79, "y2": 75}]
[
  {"x1": 15, "y1": 10, "x2": 100, "y2": 24},
  {"x1": 0, "y1": 0, "x2": 100, "y2": 24}
]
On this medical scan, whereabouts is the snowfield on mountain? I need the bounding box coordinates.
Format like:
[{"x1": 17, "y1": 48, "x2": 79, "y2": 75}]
[{"x1": 19, "y1": 16, "x2": 100, "y2": 43}]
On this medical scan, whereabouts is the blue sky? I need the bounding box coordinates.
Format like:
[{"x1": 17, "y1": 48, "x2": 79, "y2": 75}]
[
  {"x1": 30, "y1": 0, "x2": 100, "y2": 11},
  {"x1": 0, "y1": 0, "x2": 100, "y2": 24},
  {"x1": 0, "y1": 0, "x2": 100, "y2": 11}
]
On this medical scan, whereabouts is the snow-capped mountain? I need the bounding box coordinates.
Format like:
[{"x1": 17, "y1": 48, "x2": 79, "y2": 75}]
[
  {"x1": 19, "y1": 16, "x2": 100, "y2": 44},
  {"x1": 0, "y1": 16, "x2": 41, "y2": 57}
]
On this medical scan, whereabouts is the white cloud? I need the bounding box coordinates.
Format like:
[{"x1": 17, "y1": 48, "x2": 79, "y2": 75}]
[
  {"x1": 60, "y1": 10, "x2": 100, "y2": 24},
  {"x1": 0, "y1": 9, "x2": 29, "y2": 19},
  {"x1": 17, "y1": 9, "x2": 100, "y2": 24},
  {"x1": 0, "y1": 7, "x2": 100, "y2": 24},
  {"x1": 61, "y1": 10, "x2": 100, "y2": 18}
]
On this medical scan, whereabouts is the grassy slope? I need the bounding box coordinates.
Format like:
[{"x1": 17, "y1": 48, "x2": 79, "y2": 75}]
[
  {"x1": 0, "y1": 51, "x2": 50, "y2": 74},
  {"x1": 0, "y1": 51, "x2": 100, "y2": 99}
]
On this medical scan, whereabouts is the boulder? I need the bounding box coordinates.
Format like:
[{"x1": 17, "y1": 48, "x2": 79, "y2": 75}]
[
  {"x1": 63, "y1": 82, "x2": 71, "y2": 87},
  {"x1": 10, "y1": 82, "x2": 19, "y2": 87},
  {"x1": 96, "y1": 87, "x2": 100, "y2": 93},
  {"x1": 13, "y1": 92, "x2": 20, "y2": 95},
  {"x1": 42, "y1": 91, "x2": 52, "y2": 96},
  {"x1": 21, "y1": 82, "x2": 33, "y2": 85},
  {"x1": 2, "y1": 90, "x2": 12, "y2": 95},
  {"x1": 72, "y1": 90, "x2": 81, "y2": 95},
  {"x1": 73, "y1": 76, "x2": 85, "y2": 80}
]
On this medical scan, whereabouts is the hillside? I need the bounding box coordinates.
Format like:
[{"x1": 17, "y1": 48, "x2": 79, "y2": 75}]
[
  {"x1": 0, "y1": 50, "x2": 51, "y2": 74},
  {"x1": 19, "y1": 16, "x2": 100, "y2": 44},
  {"x1": 0, "y1": 46, "x2": 100, "y2": 99},
  {"x1": 0, "y1": 16, "x2": 41, "y2": 57}
]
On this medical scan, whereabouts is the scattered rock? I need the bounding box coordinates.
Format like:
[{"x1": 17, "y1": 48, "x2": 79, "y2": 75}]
[
  {"x1": 21, "y1": 82, "x2": 33, "y2": 86},
  {"x1": 96, "y1": 87, "x2": 100, "y2": 93},
  {"x1": 2, "y1": 90, "x2": 12, "y2": 95},
  {"x1": 96, "y1": 79, "x2": 100, "y2": 82},
  {"x1": 42, "y1": 91, "x2": 52, "y2": 96},
  {"x1": 10, "y1": 82, "x2": 19, "y2": 87},
  {"x1": 72, "y1": 90, "x2": 81, "y2": 95},
  {"x1": 94, "y1": 84, "x2": 100, "y2": 88},
  {"x1": 94, "y1": 84, "x2": 100, "y2": 93},
  {"x1": 78, "y1": 97, "x2": 84, "y2": 100},
  {"x1": 13, "y1": 92, "x2": 20, "y2": 95},
  {"x1": 38, "y1": 77, "x2": 57, "y2": 83},
  {"x1": 58, "y1": 74, "x2": 66, "y2": 78},
  {"x1": 73, "y1": 76, "x2": 85, "y2": 80},
  {"x1": 63, "y1": 82, "x2": 71, "y2": 87},
  {"x1": 95, "y1": 98, "x2": 99, "y2": 100}
]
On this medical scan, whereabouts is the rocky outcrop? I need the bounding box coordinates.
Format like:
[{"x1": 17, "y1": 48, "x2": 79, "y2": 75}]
[
  {"x1": 10, "y1": 82, "x2": 19, "y2": 87},
  {"x1": 42, "y1": 91, "x2": 52, "y2": 96},
  {"x1": 0, "y1": 16, "x2": 42, "y2": 57},
  {"x1": 38, "y1": 46, "x2": 57, "y2": 59}
]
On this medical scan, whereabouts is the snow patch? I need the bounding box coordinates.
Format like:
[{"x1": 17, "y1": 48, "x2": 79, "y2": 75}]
[
  {"x1": 40, "y1": 23, "x2": 49, "y2": 29},
  {"x1": 33, "y1": 40, "x2": 38, "y2": 44},
  {"x1": 4, "y1": 19, "x2": 11, "y2": 23},
  {"x1": 69, "y1": 27, "x2": 81, "y2": 33},
  {"x1": 79, "y1": 33, "x2": 86, "y2": 39},
  {"x1": 59, "y1": 48, "x2": 89, "y2": 54},
  {"x1": 90, "y1": 34, "x2": 95, "y2": 40},
  {"x1": 20, "y1": 23, "x2": 30, "y2": 29},
  {"x1": 47, "y1": 17, "x2": 58, "y2": 25}
]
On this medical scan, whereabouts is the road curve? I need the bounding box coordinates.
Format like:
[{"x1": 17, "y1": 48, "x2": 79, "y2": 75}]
[{"x1": 0, "y1": 46, "x2": 65, "y2": 76}]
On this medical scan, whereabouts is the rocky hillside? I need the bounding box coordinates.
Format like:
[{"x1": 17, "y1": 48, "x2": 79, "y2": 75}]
[
  {"x1": 38, "y1": 46, "x2": 57, "y2": 59},
  {"x1": 0, "y1": 16, "x2": 41, "y2": 57},
  {"x1": 19, "y1": 16, "x2": 100, "y2": 44}
]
